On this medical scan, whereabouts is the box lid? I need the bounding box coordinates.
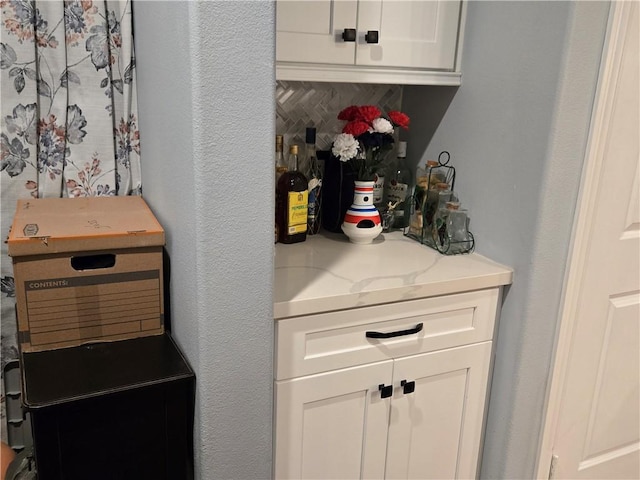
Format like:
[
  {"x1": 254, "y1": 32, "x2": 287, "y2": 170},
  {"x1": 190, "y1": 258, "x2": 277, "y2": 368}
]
[
  {"x1": 21, "y1": 333, "x2": 194, "y2": 409},
  {"x1": 8, "y1": 196, "x2": 165, "y2": 256}
]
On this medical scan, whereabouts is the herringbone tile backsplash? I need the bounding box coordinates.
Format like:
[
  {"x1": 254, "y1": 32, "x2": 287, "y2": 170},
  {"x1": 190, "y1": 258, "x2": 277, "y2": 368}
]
[{"x1": 276, "y1": 81, "x2": 403, "y2": 151}]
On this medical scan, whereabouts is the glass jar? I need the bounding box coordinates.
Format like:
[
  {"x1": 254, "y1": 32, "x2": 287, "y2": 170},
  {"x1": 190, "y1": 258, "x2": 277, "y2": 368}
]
[
  {"x1": 432, "y1": 201, "x2": 459, "y2": 251},
  {"x1": 446, "y1": 206, "x2": 472, "y2": 254},
  {"x1": 410, "y1": 172, "x2": 451, "y2": 241},
  {"x1": 425, "y1": 182, "x2": 451, "y2": 232}
]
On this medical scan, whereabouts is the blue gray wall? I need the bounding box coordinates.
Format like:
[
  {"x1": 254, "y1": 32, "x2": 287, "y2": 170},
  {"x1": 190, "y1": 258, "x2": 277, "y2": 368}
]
[
  {"x1": 133, "y1": 2, "x2": 275, "y2": 479},
  {"x1": 404, "y1": 2, "x2": 609, "y2": 478},
  {"x1": 132, "y1": 1, "x2": 609, "y2": 479}
]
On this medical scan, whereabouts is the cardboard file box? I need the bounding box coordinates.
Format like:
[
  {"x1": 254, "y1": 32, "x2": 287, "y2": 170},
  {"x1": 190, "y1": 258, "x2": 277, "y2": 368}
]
[{"x1": 8, "y1": 196, "x2": 165, "y2": 353}]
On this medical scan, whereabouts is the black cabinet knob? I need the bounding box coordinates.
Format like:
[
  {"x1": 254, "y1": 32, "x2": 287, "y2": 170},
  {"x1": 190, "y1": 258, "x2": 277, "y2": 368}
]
[
  {"x1": 342, "y1": 28, "x2": 356, "y2": 42},
  {"x1": 401, "y1": 380, "x2": 415, "y2": 395},
  {"x1": 378, "y1": 384, "x2": 393, "y2": 399},
  {"x1": 365, "y1": 30, "x2": 379, "y2": 44}
]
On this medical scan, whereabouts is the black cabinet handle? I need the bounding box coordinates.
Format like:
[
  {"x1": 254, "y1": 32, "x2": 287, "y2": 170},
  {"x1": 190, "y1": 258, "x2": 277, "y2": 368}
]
[
  {"x1": 365, "y1": 30, "x2": 379, "y2": 44},
  {"x1": 366, "y1": 323, "x2": 423, "y2": 339},
  {"x1": 342, "y1": 28, "x2": 356, "y2": 42},
  {"x1": 401, "y1": 380, "x2": 415, "y2": 395},
  {"x1": 378, "y1": 384, "x2": 393, "y2": 399}
]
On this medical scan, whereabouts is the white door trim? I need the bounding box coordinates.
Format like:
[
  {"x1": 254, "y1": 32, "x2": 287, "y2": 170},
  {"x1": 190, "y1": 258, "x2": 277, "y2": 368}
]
[{"x1": 534, "y1": 2, "x2": 633, "y2": 478}]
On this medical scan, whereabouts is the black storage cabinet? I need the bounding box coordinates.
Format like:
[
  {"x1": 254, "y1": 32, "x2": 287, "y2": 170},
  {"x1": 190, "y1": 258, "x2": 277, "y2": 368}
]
[{"x1": 21, "y1": 333, "x2": 195, "y2": 479}]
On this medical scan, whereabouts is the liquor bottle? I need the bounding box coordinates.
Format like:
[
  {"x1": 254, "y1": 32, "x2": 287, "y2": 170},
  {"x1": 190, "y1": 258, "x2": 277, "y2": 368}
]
[
  {"x1": 305, "y1": 127, "x2": 322, "y2": 235},
  {"x1": 275, "y1": 135, "x2": 287, "y2": 185},
  {"x1": 276, "y1": 145, "x2": 309, "y2": 244},
  {"x1": 386, "y1": 141, "x2": 412, "y2": 229},
  {"x1": 373, "y1": 173, "x2": 385, "y2": 210}
]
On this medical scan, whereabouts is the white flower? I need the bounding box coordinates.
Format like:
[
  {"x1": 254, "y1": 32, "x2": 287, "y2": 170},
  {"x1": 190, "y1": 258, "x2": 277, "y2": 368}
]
[
  {"x1": 372, "y1": 117, "x2": 394, "y2": 135},
  {"x1": 332, "y1": 133, "x2": 359, "y2": 162}
]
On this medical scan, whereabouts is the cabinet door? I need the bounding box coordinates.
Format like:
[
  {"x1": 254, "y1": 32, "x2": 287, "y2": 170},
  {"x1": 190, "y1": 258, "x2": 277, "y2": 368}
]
[
  {"x1": 385, "y1": 342, "x2": 492, "y2": 479},
  {"x1": 274, "y1": 360, "x2": 393, "y2": 479},
  {"x1": 276, "y1": 0, "x2": 358, "y2": 65},
  {"x1": 357, "y1": 0, "x2": 462, "y2": 69}
]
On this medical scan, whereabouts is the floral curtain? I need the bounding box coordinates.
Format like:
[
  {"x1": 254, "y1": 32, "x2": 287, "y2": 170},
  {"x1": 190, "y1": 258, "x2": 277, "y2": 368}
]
[{"x1": 0, "y1": 0, "x2": 141, "y2": 441}]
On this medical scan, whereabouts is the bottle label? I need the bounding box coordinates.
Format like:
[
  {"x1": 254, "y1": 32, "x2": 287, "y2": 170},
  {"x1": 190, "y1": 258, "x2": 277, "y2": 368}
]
[
  {"x1": 373, "y1": 177, "x2": 384, "y2": 204},
  {"x1": 288, "y1": 190, "x2": 308, "y2": 234},
  {"x1": 387, "y1": 182, "x2": 408, "y2": 203}
]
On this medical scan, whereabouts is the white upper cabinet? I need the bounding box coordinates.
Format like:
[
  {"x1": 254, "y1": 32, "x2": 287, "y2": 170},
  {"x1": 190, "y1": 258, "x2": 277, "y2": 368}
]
[{"x1": 276, "y1": 0, "x2": 465, "y2": 85}]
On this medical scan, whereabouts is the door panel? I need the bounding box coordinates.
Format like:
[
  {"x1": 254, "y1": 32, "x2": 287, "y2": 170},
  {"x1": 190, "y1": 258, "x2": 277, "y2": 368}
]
[
  {"x1": 274, "y1": 360, "x2": 392, "y2": 479},
  {"x1": 582, "y1": 294, "x2": 639, "y2": 460},
  {"x1": 385, "y1": 342, "x2": 492, "y2": 479},
  {"x1": 276, "y1": 0, "x2": 357, "y2": 65}
]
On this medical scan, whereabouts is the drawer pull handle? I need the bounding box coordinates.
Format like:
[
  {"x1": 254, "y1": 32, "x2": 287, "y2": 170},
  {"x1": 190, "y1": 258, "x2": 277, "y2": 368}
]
[{"x1": 366, "y1": 323, "x2": 423, "y2": 339}]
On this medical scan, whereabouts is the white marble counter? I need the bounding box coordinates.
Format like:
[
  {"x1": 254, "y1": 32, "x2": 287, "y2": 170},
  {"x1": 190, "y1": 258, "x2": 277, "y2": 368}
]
[{"x1": 274, "y1": 231, "x2": 513, "y2": 319}]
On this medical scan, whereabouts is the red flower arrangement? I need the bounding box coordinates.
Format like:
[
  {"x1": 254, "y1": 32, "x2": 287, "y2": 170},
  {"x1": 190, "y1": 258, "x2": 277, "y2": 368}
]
[{"x1": 331, "y1": 105, "x2": 410, "y2": 180}]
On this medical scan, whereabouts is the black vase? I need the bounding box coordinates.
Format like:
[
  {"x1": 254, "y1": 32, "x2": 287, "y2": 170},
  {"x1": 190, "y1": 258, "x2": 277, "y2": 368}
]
[{"x1": 320, "y1": 150, "x2": 356, "y2": 233}]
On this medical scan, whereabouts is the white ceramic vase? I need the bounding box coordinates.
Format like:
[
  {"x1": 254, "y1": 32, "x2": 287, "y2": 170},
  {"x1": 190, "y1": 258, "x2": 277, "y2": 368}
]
[{"x1": 341, "y1": 181, "x2": 383, "y2": 244}]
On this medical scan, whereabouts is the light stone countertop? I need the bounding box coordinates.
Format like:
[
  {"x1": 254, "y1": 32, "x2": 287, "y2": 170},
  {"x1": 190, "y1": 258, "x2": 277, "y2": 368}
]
[{"x1": 274, "y1": 231, "x2": 513, "y2": 319}]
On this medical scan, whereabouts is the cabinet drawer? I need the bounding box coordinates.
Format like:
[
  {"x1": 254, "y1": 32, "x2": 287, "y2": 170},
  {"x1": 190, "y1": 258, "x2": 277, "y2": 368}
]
[{"x1": 275, "y1": 288, "x2": 501, "y2": 380}]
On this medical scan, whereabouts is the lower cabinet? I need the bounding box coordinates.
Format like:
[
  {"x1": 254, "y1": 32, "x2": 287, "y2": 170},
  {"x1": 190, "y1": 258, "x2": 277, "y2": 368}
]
[
  {"x1": 275, "y1": 342, "x2": 492, "y2": 479},
  {"x1": 274, "y1": 289, "x2": 501, "y2": 479}
]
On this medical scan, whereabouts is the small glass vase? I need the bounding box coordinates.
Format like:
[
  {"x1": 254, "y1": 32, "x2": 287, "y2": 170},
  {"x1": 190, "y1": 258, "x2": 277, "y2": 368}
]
[{"x1": 341, "y1": 180, "x2": 383, "y2": 245}]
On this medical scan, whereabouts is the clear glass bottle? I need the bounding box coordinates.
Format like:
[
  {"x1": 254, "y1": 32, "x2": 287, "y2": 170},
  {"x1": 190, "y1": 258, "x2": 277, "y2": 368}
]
[
  {"x1": 386, "y1": 141, "x2": 412, "y2": 229},
  {"x1": 305, "y1": 127, "x2": 322, "y2": 235},
  {"x1": 275, "y1": 135, "x2": 287, "y2": 186},
  {"x1": 373, "y1": 173, "x2": 385, "y2": 210},
  {"x1": 276, "y1": 145, "x2": 308, "y2": 244}
]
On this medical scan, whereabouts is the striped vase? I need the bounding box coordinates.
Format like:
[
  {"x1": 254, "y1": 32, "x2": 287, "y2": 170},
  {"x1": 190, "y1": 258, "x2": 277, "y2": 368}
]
[{"x1": 341, "y1": 180, "x2": 383, "y2": 244}]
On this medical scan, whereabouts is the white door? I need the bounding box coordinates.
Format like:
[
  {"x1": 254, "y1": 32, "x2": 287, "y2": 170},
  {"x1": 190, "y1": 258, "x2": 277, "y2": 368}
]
[
  {"x1": 540, "y1": 3, "x2": 640, "y2": 479},
  {"x1": 273, "y1": 360, "x2": 393, "y2": 479},
  {"x1": 385, "y1": 342, "x2": 492, "y2": 479},
  {"x1": 356, "y1": 0, "x2": 461, "y2": 69}
]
